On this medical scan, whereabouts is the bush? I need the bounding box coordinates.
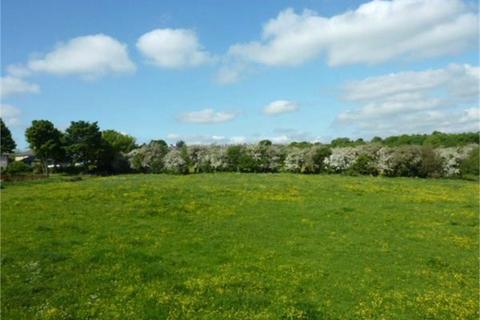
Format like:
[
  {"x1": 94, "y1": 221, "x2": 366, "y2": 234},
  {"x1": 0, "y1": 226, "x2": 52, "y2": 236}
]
[
  {"x1": 324, "y1": 147, "x2": 358, "y2": 173},
  {"x1": 420, "y1": 145, "x2": 444, "y2": 178},
  {"x1": 460, "y1": 146, "x2": 479, "y2": 177},
  {"x1": 350, "y1": 154, "x2": 378, "y2": 176},
  {"x1": 285, "y1": 146, "x2": 331, "y2": 174},
  {"x1": 163, "y1": 149, "x2": 188, "y2": 174},
  {"x1": 3, "y1": 161, "x2": 33, "y2": 175},
  {"x1": 127, "y1": 140, "x2": 169, "y2": 173},
  {"x1": 383, "y1": 146, "x2": 423, "y2": 177},
  {"x1": 226, "y1": 145, "x2": 245, "y2": 172},
  {"x1": 284, "y1": 148, "x2": 308, "y2": 173},
  {"x1": 309, "y1": 146, "x2": 331, "y2": 173}
]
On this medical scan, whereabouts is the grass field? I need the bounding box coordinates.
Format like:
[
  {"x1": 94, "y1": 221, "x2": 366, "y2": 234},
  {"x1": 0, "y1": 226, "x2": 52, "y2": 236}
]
[{"x1": 1, "y1": 174, "x2": 479, "y2": 319}]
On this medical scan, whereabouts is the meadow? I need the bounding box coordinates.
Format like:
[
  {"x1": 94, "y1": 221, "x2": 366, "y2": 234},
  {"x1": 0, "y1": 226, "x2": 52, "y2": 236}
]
[{"x1": 1, "y1": 174, "x2": 479, "y2": 319}]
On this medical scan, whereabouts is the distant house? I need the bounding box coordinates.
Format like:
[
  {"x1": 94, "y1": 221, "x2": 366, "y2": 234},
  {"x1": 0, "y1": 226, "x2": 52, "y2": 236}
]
[{"x1": 14, "y1": 151, "x2": 36, "y2": 165}]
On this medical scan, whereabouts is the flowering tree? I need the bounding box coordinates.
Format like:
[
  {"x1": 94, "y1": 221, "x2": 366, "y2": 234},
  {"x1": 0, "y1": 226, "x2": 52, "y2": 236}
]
[{"x1": 163, "y1": 149, "x2": 188, "y2": 174}]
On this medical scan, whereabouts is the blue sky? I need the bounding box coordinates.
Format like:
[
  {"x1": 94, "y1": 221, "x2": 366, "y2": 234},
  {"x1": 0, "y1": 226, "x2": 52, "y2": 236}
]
[{"x1": 1, "y1": 0, "x2": 479, "y2": 149}]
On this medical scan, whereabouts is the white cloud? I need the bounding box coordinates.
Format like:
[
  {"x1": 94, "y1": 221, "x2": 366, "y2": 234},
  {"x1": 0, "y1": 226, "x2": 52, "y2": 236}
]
[
  {"x1": 335, "y1": 64, "x2": 480, "y2": 135},
  {"x1": 215, "y1": 64, "x2": 243, "y2": 85},
  {"x1": 343, "y1": 64, "x2": 480, "y2": 102},
  {"x1": 137, "y1": 28, "x2": 213, "y2": 68},
  {"x1": 263, "y1": 100, "x2": 299, "y2": 115},
  {"x1": 214, "y1": 60, "x2": 254, "y2": 85},
  {"x1": 0, "y1": 76, "x2": 39, "y2": 98},
  {"x1": 6, "y1": 64, "x2": 32, "y2": 78},
  {"x1": 228, "y1": 0, "x2": 478, "y2": 67},
  {"x1": 178, "y1": 108, "x2": 237, "y2": 124},
  {"x1": 0, "y1": 104, "x2": 21, "y2": 126},
  {"x1": 266, "y1": 128, "x2": 322, "y2": 143},
  {"x1": 26, "y1": 34, "x2": 135, "y2": 78},
  {"x1": 166, "y1": 134, "x2": 247, "y2": 145},
  {"x1": 167, "y1": 133, "x2": 180, "y2": 140},
  {"x1": 230, "y1": 136, "x2": 247, "y2": 144}
]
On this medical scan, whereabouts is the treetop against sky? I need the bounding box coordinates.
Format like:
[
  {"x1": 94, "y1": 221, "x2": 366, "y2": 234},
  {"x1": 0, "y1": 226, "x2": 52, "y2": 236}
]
[{"x1": 1, "y1": 0, "x2": 479, "y2": 149}]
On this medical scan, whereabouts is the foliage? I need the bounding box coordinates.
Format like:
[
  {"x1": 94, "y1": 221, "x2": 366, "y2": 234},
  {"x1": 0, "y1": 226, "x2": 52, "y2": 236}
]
[
  {"x1": 0, "y1": 118, "x2": 16, "y2": 154},
  {"x1": 419, "y1": 145, "x2": 444, "y2": 178},
  {"x1": 65, "y1": 121, "x2": 106, "y2": 171},
  {"x1": 17, "y1": 118, "x2": 480, "y2": 179},
  {"x1": 102, "y1": 130, "x2": 137, "y2": 153},
  {"x1": 350, "y1": 154, "x2": 378, "y2": 176},
  {"x1": 460, "y1": 146, "x2": 479, "y2": 178},
  {"x1": 175, "y1": 140, "x2": 186, "y2": 149},
  {"x1": 1, "y1": 174, "x2": 478, "y2": 319},
  {"x1": 25, "y1": 120, "x2": 64, "y2": 175},
  {"x1": 258, "y1": 139, "x2": 272, "y2": 146},
  {"x1": 381, "y1": 131, "x2": 479, "y2": 147},
  {"x1": 2, "y1": 161, "x2": 32, "y2": 175},
  {"x1": 163, "y1": 149, "x2": 188, "y2": 174},
  {"x1": 226, "y1": 145, "x2": 245, "y2": 172},
  {"x1": 381, "y1": 146, "x2": 423, "y2": 177},
  {"x1": 324, "y1": 147, "x2": 359, "y2": 173},
  {"x1": 127, "y1": 140, "x2": 169, "y2": 173}
]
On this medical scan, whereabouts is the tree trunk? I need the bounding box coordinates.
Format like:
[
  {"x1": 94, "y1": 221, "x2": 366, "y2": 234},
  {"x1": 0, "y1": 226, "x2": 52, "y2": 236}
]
[{"x1": 43, "y1": 160, "x2": 49, "y2": 177}]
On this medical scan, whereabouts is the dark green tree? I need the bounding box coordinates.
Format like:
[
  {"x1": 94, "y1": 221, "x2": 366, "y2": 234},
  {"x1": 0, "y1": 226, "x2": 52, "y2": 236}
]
[
  {"x1": 102, "y1": 130, "x2": 137, "y2": 153},
  {"x1": 1, "y1": 118, "x2": 16, "y2": 154},
  {"x1": 258, "y1": 139, "x2": 272, "y2": 147},
  {"x1": 310, "y1": 145, "x2": 332, "y2": 173},
  {"x1": 25, "y1": 120, "x2": 64, "y2": 176},
  {"x1": 330, "y1": 137, "x2": 352, "y2": 148},
  {"x1": 226, "y1": 145, "x2": 245, "y2": 172},
  {"x1": 65, "y1": 121, "x2": 104, "y2": 171},
  {"x1": 175, "y1": 140, "x2": 186, "y2": 149},
  {"x1": 460, "y1": 146, "x2": 479, "y2": 177}
]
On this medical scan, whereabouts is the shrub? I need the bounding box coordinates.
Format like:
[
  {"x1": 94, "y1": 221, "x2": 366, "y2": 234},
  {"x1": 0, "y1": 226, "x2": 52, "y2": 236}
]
[
  {"x1": 308, "y1": 146, "x2": 331, "y2": 173},
  {"x1": 284, "y1": 148, "x2": 307, "y2": 173},
  {"x1": 350, "y1": 154, "x2": 378, "y2": 176},
  {"x1": 248, "y1": 144, "x2": 282, "y2": 173},
  {"x1": 419, "y1": 145, "x2": 444, "y2": 178},
  {"x1": 382, "y1": 146, "x2": 423, "y2": 177},
  {"x1": 127, "y1": 140, "x2": 169, "y2": 173},
  {"x1": 226, "y1": 145, "x2": 245, "y2": 172},
  {"x1": 3, "y1": 161, "x2": 33, "y2": 175},
  {"x1": 460, "y1": 146, "x2": 479, "y2": 177},
  {"x1": 163, "y1": 149, "x2": 188, "y2": 174},
  {"x1": 324, "y1": 147, "x2": 358, "y2": 173}
]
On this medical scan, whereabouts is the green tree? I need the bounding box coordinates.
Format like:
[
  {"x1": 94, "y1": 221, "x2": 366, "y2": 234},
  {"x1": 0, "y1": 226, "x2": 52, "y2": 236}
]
[
  {"x1": 175, "y1": 140, "x2": 186, "y2": 149},
  {"x1": 65, "y1": 121, "x2": 104, "y2": 171},
  {"x1": 102, "y1": 130, "x2": 137, "y2": 153},
  {"x1": 258, "y1": 139, "x2": 272, "y2": 147},
  {"x1": 330, "y1": 137, "x2": 352, "y2": 148},
  {"x1": 460, "y1": 146, "x2": 479, "y2": 178},
  {"x1": 1, "y1": 118, "x2": 16, "y2": 154},
  {"x1": 309, "y1": 145, "x2": 332, "y2": 173},
  {"x1": 226, "y1": 145, "x2": 245, "y2": 172},
  {"x1": 25, "y1": 120, "x2": 64, "y2": 176}
]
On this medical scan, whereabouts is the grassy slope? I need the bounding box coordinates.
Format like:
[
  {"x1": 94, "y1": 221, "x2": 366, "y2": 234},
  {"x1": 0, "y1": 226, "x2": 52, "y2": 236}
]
[{"x1": 1, "y1": 174, "x2": 478, "y2": 319}]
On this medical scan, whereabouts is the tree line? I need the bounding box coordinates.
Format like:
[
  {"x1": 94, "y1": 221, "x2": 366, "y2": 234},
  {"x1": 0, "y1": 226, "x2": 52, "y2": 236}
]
[{"x1": 0, "y1": 118, "x2": 478, "y2": 179}]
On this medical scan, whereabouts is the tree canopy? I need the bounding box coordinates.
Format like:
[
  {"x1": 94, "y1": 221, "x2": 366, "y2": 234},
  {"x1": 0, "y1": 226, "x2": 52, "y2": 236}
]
[
  {"x1": 1, "y1": 118, "x2": 16, "y2": 154},
  {"x1": 25, "y1": 120, "x2": 64, "y2": 175},
  {"x1": 102, "y1": 130, "x2": 137, "y2": 153}
]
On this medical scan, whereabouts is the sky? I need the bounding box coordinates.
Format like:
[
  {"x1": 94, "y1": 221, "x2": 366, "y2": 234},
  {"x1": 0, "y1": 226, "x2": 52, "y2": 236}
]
[{"x1": 1, "y1": 0, "x2": 479, "y2": 149}]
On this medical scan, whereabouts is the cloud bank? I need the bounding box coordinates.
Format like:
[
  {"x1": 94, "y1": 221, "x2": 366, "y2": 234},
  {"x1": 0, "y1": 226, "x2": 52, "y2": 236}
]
[
  {"x1": 228, "y1": 0, "x2": 478, "y2": 67},
  {"x1": 336, "y1": 64, "x2": 480, "y2": 135}
]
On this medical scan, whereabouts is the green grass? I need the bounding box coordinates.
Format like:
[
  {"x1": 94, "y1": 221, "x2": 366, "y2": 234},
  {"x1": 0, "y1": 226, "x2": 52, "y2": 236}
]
[{"x1": 1, "y1": 174, "x2": 479, "y2": 319}]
